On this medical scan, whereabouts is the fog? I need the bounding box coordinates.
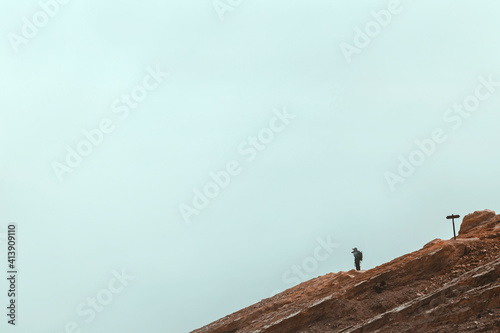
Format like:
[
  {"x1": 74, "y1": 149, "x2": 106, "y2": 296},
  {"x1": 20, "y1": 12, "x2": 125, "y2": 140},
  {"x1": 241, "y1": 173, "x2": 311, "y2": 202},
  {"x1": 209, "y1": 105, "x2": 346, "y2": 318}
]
[{"x1": 1, "y1": 1, "x2": 500, "y2": 332}]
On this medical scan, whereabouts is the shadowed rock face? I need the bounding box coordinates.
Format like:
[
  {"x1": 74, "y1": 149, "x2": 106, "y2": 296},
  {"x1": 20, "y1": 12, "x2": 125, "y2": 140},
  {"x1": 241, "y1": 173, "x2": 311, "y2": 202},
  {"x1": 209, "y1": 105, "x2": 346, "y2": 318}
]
[{"x1": 192, "y1": 210, "x2": 500, "y2": 333}]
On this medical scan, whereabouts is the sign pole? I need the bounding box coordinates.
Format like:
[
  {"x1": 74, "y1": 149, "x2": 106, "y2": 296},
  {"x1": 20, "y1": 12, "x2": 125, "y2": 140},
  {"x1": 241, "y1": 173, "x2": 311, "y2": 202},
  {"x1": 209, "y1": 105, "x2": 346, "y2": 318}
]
[
  {"x1": 446, "y1": 214, "x2": 460, "y2": 240},
  {"x1": 452, "y1": 217, "x2": 456, "y2": 240}
]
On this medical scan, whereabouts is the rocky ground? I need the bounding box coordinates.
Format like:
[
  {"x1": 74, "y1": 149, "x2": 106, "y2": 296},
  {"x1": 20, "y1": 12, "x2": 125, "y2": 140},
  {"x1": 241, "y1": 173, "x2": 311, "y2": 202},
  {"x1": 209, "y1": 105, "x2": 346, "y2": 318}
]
[{"x1": 192, "y1": 210, "x2": 500, "y2": 333}]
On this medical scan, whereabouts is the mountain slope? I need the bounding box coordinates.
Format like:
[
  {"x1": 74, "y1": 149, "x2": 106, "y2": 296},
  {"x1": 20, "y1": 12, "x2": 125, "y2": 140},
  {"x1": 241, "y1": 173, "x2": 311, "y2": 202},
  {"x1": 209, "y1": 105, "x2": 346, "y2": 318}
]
[{"x1": 192, "y1": 210, "x2": 500, "y2": 333}]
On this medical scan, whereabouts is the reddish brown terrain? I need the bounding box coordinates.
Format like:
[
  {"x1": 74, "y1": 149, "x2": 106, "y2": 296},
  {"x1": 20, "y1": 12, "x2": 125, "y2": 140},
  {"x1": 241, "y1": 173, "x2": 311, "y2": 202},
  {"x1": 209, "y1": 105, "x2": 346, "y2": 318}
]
[{"x1": 192, "y1": 210, "x2": 500, "y2": 332}]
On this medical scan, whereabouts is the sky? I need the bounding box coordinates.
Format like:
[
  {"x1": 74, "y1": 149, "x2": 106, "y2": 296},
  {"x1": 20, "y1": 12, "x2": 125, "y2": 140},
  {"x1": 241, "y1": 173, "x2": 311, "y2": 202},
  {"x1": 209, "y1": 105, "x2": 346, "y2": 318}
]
[{"x1": 1, "y1": 0, "x2": 500, "y2": 332}]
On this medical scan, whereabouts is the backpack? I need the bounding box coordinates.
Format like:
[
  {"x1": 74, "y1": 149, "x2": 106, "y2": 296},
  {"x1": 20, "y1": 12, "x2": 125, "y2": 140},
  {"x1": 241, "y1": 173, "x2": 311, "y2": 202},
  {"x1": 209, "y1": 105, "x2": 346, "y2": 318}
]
[{"x1": 355, "y1": 251, "x2": 363, "y2": 261}]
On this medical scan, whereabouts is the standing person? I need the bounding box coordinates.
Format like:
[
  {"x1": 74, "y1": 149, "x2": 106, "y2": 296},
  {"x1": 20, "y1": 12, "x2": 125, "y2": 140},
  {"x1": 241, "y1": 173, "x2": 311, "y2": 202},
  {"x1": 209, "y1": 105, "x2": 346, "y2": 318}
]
[{"x1": 352, "y1": 248, "x2": 363, "y2": 271}]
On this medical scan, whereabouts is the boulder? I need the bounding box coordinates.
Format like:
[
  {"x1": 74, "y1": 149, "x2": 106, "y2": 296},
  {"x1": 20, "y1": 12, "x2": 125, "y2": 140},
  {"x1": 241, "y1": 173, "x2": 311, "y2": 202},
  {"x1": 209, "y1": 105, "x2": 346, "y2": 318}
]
[{"x1": 458, "y1": 209, "x2": 496, "y2": 235}]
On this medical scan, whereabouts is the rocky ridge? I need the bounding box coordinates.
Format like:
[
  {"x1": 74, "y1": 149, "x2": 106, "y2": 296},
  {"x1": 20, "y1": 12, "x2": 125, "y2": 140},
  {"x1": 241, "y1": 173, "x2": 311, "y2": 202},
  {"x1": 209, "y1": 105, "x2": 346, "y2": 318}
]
[{"x1": 192, "y1": 210, "x2": 500, "y2": 332}]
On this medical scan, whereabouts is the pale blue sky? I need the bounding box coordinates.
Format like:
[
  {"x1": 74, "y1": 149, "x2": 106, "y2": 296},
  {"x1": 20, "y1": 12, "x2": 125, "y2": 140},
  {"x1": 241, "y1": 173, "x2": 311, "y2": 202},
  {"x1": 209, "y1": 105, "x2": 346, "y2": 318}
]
[{"x1": 1, "y1": 1, "x2": 500, "y2": 332}]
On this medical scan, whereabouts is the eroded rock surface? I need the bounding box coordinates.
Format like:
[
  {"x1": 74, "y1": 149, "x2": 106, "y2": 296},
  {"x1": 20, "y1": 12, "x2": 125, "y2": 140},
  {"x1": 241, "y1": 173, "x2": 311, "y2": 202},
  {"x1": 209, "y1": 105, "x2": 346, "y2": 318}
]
[{"x1": 192, "y1": 210, "x2": 500, "y2": 333}]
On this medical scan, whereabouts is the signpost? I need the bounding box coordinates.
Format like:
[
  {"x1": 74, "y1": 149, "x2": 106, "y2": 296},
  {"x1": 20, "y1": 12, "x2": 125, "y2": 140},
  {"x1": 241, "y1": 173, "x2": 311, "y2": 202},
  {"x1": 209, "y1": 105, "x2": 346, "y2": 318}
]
[{"x1": 446, "y1": 214, "x2": 460, "y2": 240}]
